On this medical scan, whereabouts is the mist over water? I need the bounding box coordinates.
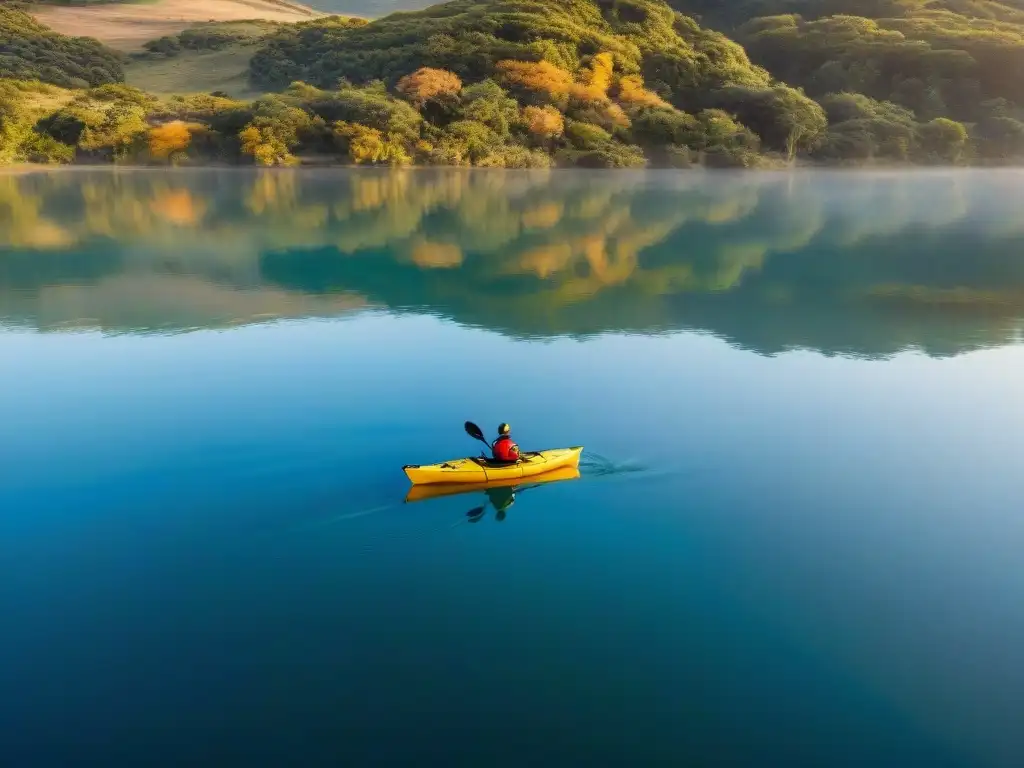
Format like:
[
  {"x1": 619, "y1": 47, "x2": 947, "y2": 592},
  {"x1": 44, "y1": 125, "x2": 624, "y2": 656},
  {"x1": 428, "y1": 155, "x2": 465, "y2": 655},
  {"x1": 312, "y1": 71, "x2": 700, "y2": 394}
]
[{"x1": 2, "y1": 168, "x2": 1024, "y2": 767}]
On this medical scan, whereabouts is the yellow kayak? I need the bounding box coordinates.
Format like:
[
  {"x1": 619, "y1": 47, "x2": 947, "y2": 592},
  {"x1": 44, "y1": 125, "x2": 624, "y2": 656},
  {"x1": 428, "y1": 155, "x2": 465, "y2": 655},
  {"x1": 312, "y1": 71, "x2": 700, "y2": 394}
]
[
  {"x1": 403, "y1": 446, "x2": 583, "y2": 485},
  {"x1": 405, "y1": 465, "x2": 580, "y2": 503}
]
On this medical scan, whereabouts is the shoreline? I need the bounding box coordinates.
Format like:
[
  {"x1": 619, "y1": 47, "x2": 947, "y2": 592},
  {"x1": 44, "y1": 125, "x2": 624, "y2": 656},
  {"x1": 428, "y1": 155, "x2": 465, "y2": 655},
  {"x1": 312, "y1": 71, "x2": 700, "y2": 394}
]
[{"x1": 3, "y1": 163, "x2": 1020, "y2": 175}]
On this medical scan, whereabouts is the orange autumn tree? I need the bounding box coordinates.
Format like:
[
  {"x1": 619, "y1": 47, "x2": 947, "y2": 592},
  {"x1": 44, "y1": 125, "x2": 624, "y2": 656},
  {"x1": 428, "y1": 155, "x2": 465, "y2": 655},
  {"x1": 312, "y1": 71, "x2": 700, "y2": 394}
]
[
  {"x1": 395, "y1": 67, "x2": 462, "y2": 108},
  {"x1": 496, "y1": 59, "x2": 574, "y2": 101},
  {"x1": 616, "y1": 74, "x2": 670, "y2": 109},
  {"x1": 523, "y1": 105, "x2": 564, "y2": 143},
  {"x1": 148, "y1": 121, "x2": 192, "y2": 162}
]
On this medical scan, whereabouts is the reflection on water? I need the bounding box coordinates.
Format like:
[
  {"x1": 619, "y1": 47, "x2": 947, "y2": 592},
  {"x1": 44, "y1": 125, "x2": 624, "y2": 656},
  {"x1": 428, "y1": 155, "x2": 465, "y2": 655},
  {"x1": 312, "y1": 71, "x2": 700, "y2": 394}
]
[{"x1": 3, "y1": 168, "x2": 1024, "y2": 356}]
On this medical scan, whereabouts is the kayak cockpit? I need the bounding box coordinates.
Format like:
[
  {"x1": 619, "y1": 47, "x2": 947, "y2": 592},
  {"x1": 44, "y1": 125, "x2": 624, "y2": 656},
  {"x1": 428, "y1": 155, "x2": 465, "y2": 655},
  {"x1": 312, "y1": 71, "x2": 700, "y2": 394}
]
[{"x1": 469, "y1": 452, "x2": 542, "y2": 469}]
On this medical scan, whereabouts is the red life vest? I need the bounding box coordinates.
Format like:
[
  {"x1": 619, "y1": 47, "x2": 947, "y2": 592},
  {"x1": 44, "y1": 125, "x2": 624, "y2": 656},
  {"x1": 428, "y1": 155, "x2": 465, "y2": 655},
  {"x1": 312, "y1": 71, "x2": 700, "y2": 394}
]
[{"x1": 492, "y1": 435, "x2": 520, "y2": 462}]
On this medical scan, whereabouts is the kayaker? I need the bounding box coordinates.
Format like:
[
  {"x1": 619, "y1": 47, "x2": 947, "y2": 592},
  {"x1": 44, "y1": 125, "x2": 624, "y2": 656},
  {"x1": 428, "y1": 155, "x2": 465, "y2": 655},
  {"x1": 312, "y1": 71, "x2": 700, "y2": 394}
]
[{"x1": 491, "y1": 423, "x2": 520, "y2": 462}]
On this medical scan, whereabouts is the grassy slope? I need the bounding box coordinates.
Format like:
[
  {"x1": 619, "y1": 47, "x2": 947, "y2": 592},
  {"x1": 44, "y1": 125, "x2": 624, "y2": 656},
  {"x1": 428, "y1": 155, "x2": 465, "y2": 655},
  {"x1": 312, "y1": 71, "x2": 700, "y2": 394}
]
[
  {"x1": 123, "y1": 20, "x2": 283, "y2": 97},
  {"x1": 4, "y1": 82, "x2": 77, "y2": 120},
  {"x1": 125, "y1": 46, "x2": 258, "y2": 98}
]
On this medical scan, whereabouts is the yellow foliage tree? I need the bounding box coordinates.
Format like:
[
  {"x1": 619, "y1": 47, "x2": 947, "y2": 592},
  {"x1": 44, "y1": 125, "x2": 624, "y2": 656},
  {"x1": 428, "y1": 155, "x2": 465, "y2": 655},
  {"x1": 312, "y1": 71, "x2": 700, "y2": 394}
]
[
  {"x1": 148, "y1": 121, "x2": 192, "y2": 162},
  {"x1": 333, "y1": 121, "x2": 411, "y2": 166},
  {"x1": 616, "y1": 75, "x2": 670, "y2": 109},
  {"x1": 395, "y1": 67, "x2": 463, "y2": 108},
  {"x1": 238, "y1": 126, "x2": 261, "y2": 155},
  {"x1": 589, "y1": 53, "x2": 614, "y2": 95},
  {"x1": 239, "y1": 125, "x2": 298, "y2": 166},
  {"x1": 240, "y1": 126, "x2": 276, "y2": 166},
  {"x1": 571, "y1": 52, "x2": 614, "y2": 103},
  {"x1": 349, "y1": 127, "x2": 387, "y2": 164},
  {"x1": 496, "y1": 60, "x2": 573, "y2": 100},
  {"x1": 524, "y1": 105, "x2": 564, "y2": 142}
]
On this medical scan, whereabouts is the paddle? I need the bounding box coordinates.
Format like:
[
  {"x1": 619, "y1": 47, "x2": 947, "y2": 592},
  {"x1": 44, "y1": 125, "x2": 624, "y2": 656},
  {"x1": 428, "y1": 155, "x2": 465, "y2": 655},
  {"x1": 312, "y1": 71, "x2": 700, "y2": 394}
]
[{"x1": 464, "y1": 421, "x2": 491, "y2": 452}]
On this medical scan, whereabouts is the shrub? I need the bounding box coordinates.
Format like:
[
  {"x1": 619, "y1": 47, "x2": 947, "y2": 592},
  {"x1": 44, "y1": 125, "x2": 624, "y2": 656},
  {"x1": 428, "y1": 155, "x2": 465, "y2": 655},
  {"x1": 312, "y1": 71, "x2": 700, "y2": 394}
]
[
  {"x1": 557, "y1": 143, "x2": 647, "y2": 168},
  {"x1": 566, "y1": 120, "x2": 612, "y2": 149},
  {"x1": 148, "y1": 121, "x2": 192, "y2": 162}
]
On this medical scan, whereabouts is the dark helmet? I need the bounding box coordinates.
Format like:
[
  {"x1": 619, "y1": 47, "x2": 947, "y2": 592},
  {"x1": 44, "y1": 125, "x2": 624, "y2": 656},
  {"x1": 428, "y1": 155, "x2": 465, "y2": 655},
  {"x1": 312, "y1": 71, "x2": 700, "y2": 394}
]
[{"x1": 498, "y1": 423, "x2": 511, "y2": 435}]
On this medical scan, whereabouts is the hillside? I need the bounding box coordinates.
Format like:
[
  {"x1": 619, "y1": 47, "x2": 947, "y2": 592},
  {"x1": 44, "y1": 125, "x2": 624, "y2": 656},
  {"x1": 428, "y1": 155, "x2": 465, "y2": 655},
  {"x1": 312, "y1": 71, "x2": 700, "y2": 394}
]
[
  {"x1": 0, "y1": 7, "x2": 123, "y2": 87},
  {"x1": 124, "y1": 20, "x2": 287, "y2": 98},
  {"x1": 245, "y1": 0, "x2": 834, "y2": 167},
  {"x1": 4, "y1": 0, "x2": 1024, "y2": 166},
  {"x1": 667, "y1": 0, "x2": 1024, "y2": 159}
]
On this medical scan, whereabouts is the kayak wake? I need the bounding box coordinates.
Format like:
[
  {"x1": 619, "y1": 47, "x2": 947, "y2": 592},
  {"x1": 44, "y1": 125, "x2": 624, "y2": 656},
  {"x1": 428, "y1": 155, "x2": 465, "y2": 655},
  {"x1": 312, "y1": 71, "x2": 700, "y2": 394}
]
[
  {"x1": 579, "y1": 453, "x2": 654, "y2": 478},
  {"x1": 288, "y1": 502, "x2": 400, "y2": 532}
]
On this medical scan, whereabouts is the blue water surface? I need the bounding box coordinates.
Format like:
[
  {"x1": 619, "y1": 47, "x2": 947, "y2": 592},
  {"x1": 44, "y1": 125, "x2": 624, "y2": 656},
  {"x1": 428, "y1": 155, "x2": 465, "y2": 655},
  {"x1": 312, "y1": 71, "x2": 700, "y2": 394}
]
[{"x1": 2, "y1": 169, "x2": 1024, "y2": 766}]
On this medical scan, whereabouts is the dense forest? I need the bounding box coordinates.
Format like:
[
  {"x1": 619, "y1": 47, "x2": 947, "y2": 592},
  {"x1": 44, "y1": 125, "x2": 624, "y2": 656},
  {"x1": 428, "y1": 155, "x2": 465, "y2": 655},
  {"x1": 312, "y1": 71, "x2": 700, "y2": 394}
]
[{"x1": 3, "y1": 0, "x2": 1024, "y2": 166}]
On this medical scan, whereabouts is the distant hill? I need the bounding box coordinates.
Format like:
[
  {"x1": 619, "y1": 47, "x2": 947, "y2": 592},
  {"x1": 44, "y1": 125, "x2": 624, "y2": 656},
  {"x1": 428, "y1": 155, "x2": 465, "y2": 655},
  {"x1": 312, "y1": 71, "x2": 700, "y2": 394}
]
[{"x1": 671, "y1": 0, "x2": 1024, "y2": 28}]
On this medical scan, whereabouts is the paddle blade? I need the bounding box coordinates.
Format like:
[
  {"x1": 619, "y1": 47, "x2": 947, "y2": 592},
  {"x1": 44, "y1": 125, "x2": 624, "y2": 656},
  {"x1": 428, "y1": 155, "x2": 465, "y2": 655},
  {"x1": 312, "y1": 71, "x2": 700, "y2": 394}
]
[{"x1": 464, "y1": 421, "x2": 486, "y2": 442}]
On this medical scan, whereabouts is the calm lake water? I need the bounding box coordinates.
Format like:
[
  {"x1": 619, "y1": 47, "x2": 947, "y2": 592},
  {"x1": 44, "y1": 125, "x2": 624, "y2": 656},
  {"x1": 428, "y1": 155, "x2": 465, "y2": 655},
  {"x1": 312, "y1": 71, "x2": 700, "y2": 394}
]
[{"x1": 2, "y1": 168, "x2": 1024, "y2": 766}]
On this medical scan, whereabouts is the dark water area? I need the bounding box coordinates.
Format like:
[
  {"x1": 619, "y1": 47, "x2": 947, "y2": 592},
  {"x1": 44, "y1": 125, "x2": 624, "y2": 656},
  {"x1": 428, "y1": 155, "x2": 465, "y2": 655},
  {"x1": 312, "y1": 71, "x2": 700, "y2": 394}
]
[{"x1": 2, "y1": 168, "x2": 1023, "y2": 766}]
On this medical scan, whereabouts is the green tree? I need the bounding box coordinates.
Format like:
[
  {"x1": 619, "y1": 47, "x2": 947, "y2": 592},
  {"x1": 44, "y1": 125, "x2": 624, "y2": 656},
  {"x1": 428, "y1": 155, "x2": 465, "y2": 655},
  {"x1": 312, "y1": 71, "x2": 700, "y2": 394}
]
[
  {"x1": 975, "y1": 115, "x2": 1024, "y2": 160},
  {"x1": 814, "y1": 92, "x2": 919, "y2": 161},
  {"x1": 916, "y1": 117, "x2": 968, "y2": 163},
  {"x1": 712, "y1": 84, "x2": 827, "y2": 159}
]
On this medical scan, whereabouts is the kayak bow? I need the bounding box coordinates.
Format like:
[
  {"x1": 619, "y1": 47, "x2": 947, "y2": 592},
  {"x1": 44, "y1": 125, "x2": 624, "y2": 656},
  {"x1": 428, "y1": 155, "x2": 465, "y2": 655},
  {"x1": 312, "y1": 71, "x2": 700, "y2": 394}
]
[{"x1": 403, "y1": 446, "x2": 583, "y2": 485}]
